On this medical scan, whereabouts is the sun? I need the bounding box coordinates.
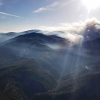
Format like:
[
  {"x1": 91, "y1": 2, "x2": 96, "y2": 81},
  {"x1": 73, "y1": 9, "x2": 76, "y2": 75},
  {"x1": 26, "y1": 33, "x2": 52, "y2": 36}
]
[{"x1": 82, "y1": 0, "x2": 100, "y2": 11}]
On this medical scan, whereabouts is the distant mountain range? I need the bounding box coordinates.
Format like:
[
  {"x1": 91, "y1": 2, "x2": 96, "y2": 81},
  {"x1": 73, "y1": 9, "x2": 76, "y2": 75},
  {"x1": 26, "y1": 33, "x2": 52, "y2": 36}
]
[{"x1": 0, "y1": 29, "x2": 100, "y2": 100}]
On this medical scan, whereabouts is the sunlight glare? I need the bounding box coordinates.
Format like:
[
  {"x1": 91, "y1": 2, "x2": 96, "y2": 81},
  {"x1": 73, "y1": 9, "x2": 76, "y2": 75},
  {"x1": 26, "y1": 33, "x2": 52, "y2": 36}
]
[{"x1": 82, "y1": 0, "x2": 100, "y2": 11}]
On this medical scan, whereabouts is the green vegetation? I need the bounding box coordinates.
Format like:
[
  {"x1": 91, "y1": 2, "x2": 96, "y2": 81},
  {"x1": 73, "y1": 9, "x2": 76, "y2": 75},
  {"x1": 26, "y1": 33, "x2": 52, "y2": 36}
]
[
  {"x1": 0, "y1": 32, "x2": 100, "y2": 100},
  {"x1": 0, "y1": 59, "x2": 59, "y2": 100}
]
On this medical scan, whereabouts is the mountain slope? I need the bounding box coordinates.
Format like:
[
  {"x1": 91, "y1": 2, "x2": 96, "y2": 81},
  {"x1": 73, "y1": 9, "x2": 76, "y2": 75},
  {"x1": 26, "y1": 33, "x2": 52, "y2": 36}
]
[{"x1": 0, "y1": 30, "x2": 100, "y2": 100}]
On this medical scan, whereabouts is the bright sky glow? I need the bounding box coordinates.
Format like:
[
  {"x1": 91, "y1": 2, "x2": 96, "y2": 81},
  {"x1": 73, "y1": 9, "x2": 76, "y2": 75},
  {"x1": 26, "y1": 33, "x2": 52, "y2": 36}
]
[{"x1": 82, "y1": 0, "x2": 100, "y2": 11}]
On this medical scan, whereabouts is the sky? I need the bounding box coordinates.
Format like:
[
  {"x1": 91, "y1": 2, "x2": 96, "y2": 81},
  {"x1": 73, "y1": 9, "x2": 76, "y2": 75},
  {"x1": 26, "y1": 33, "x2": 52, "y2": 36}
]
[{"x1": 0, "y1": 0, "x2": 100, "y2": 32}]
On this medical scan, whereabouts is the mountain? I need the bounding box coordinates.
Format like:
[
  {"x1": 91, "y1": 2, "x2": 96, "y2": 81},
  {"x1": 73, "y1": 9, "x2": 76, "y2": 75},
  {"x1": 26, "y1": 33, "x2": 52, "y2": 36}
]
[
  {"x1": 82, "y1": 37, "x2": 100, "y2": 56},
  {"x1": 0, "y1": 31, "x2": 65, "y2": 100},
  {"x1": 0, "y1": 30, "x2": 100, "y2": 100},
  {"x1": 32, "y1": 61, "x2": 100, "y2": 100},
  {"x1": 0, "y1": 32, "x2": 17, "y2": 43}
]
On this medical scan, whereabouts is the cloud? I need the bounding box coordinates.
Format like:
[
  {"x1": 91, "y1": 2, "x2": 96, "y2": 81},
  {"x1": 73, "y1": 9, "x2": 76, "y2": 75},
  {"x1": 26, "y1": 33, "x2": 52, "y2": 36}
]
[
  {"x1": 33, "y1": 7, "x2": 48, "y2": 13},
  {"x1": 0, "y1": 12, "x2": 28, "y2": 20},
  {"x1": 0, "y1": 12, "x2": 21, "y2": 18},
  {"x1": 48, "y1": 2, "x2": 59, "y2": 7},
  {"x1": 33, "y1": 2, "x2": 59, "y2": 13},
  {"x1": 39, "y1": 18, "x2": 100, "y2": 33},
  {"x1": 38, "y1": 18, "x2": 100, "y2": 43},
  {"x1": 32, "y1": 0, "x2": 75, "y2": 13}
]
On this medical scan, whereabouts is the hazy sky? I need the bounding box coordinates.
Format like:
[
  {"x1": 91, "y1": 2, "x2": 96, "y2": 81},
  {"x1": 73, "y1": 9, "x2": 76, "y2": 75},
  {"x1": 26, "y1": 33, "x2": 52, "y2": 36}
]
[{"x1": 0, "y1": 0, "x2": 100, "y2": 32}]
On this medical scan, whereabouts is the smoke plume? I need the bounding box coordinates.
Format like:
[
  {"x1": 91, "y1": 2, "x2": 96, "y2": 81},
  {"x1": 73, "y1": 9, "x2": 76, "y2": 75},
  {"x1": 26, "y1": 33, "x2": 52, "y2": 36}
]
[{"x1": 40, "y1": 18, "x2": 100, "y2": 43}]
